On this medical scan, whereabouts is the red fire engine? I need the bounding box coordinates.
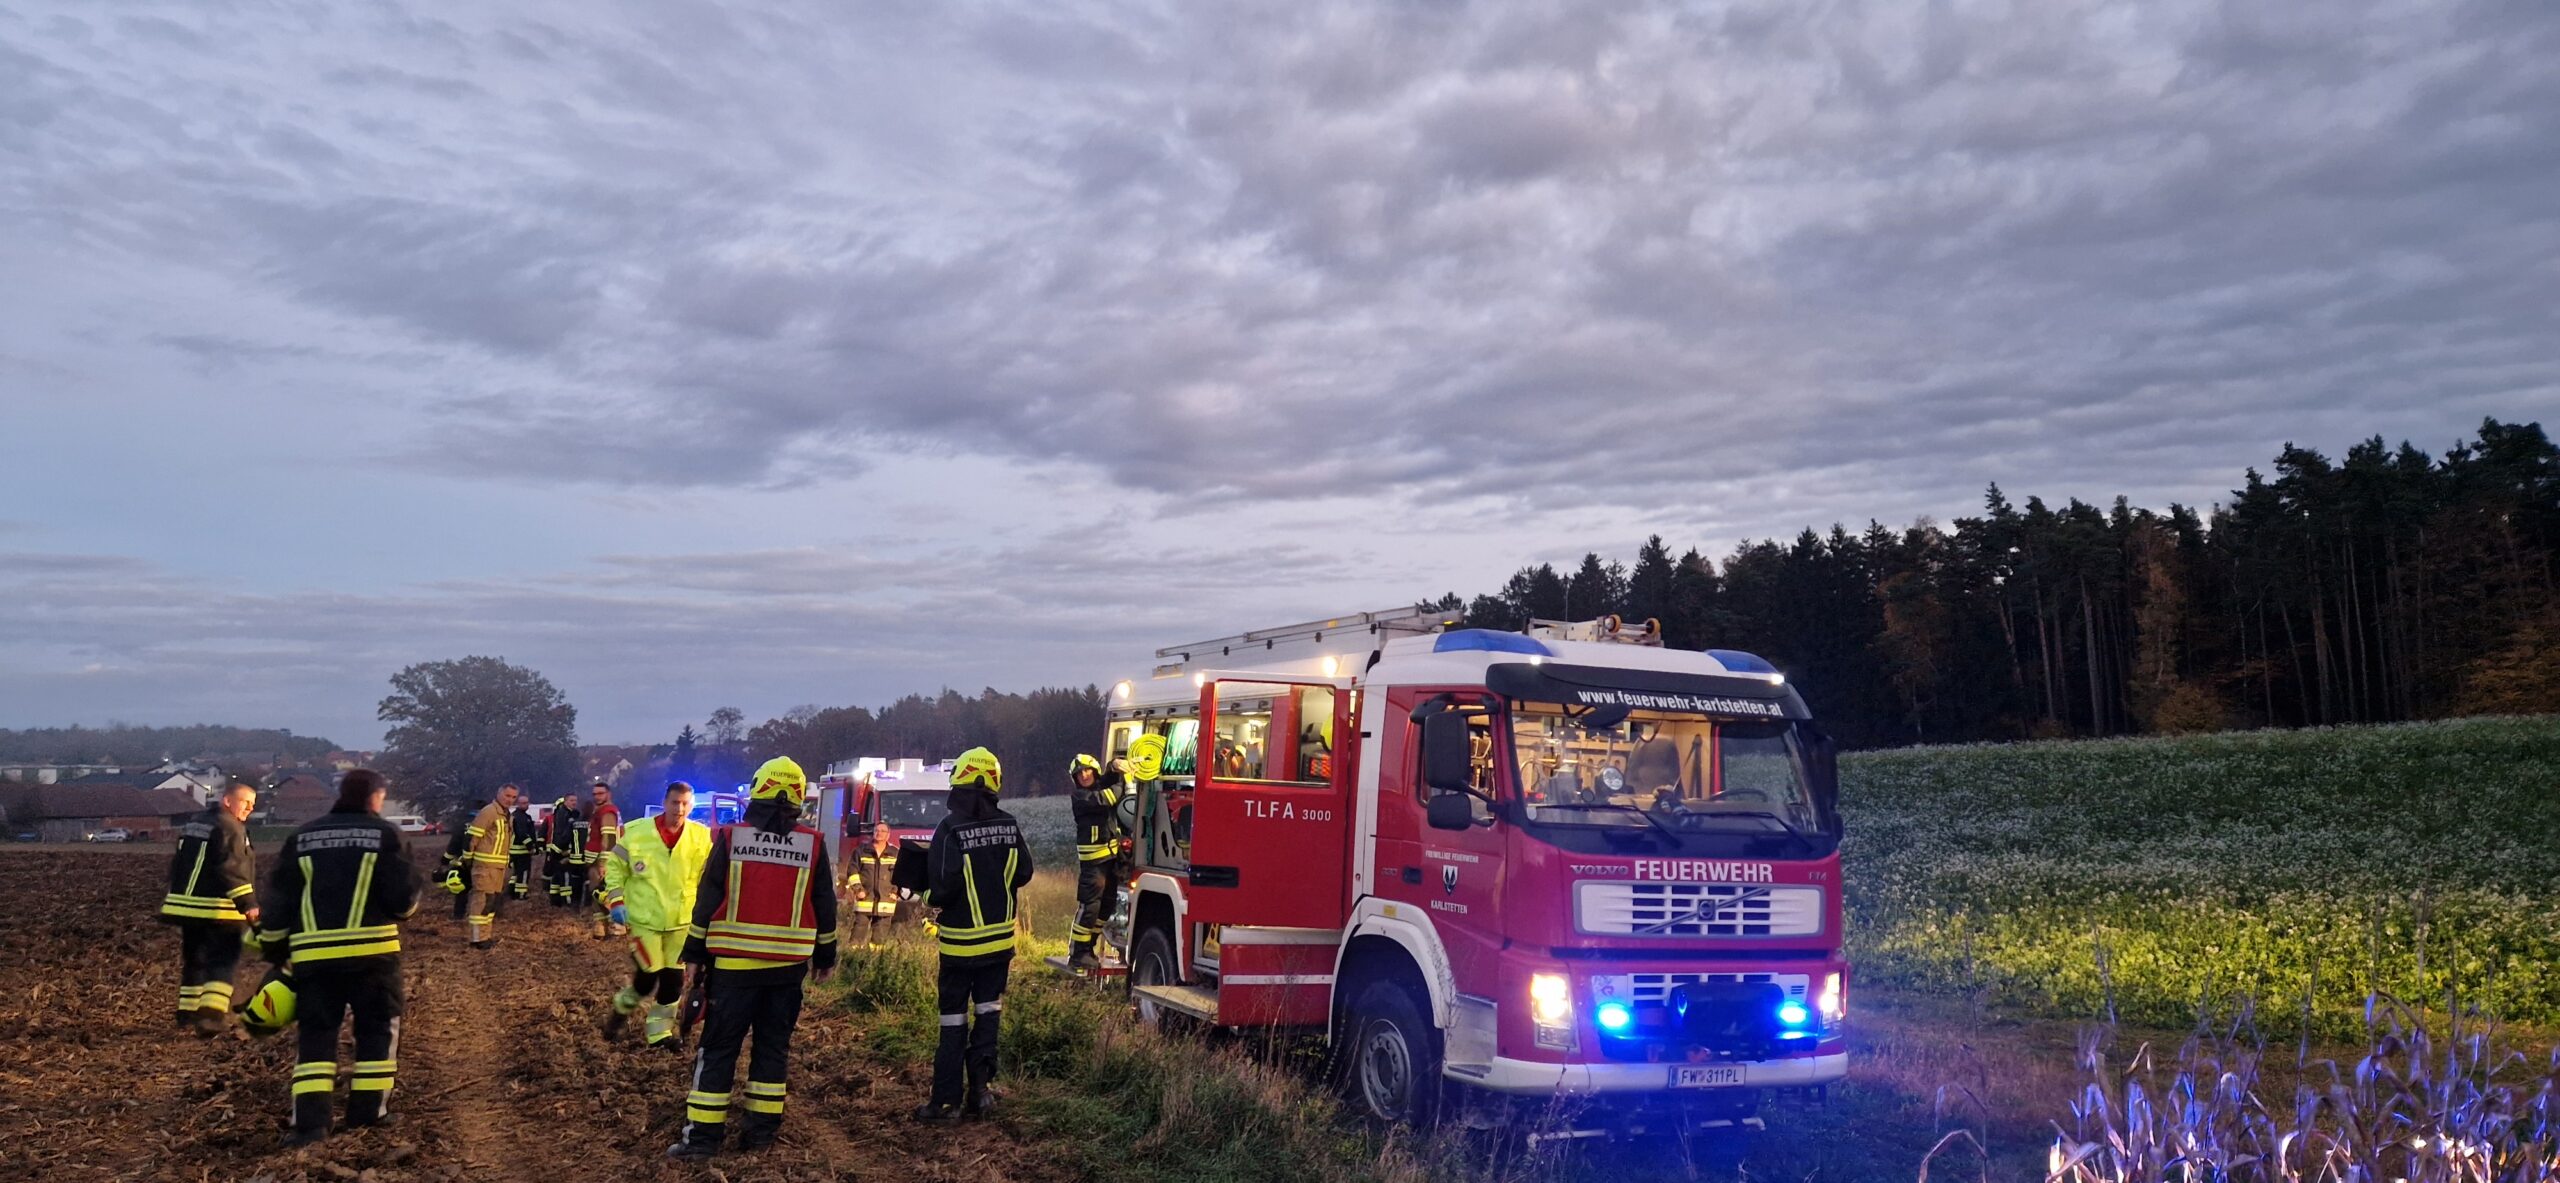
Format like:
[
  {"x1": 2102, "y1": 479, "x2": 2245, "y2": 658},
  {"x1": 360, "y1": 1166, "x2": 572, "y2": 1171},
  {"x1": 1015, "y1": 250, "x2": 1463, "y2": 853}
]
[{"x1": 1106, "y1": 607, "x2": 1848, "y2": 1138}]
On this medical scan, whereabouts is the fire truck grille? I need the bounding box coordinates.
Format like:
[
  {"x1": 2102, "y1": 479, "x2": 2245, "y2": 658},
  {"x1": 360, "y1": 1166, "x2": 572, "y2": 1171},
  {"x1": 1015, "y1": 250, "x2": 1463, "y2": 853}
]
[
  {"x1": 1628, "y1": 972, "x2": 1811, "y2": 1008},
  {"x1": 1573, "y1": 883, "x2": 1824, "y2": 938}
]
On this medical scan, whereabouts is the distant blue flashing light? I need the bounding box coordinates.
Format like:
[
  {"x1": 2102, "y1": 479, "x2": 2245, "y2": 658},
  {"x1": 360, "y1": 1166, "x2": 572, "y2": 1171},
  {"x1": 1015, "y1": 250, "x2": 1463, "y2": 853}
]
[
  {"x1": 1596, "y1": 1001, "x2": 1634, "y2": 1033},
  {"x1": 1707, "y1": 649, "x2": 1778, "y2": 675},
  {"x1": 1435, "y1": 629, "x2": 1554, "y2": 656},
  {"x1": 1776, "y1": 1001, "x2": 1811, "y2": 1029}
]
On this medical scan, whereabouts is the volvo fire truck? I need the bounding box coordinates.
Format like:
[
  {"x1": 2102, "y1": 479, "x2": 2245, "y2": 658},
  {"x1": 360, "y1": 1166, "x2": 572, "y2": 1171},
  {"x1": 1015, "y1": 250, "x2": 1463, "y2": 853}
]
[{"x1": 1107, "y1": 607, "x2": 1848, "y2": 1138}]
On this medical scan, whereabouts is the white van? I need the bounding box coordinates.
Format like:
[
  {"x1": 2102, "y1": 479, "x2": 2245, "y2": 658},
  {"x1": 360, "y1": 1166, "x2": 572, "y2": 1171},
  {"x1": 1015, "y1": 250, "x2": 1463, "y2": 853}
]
[{"x1": 386, "y1": 815, "x2": 432, "y2": 835}]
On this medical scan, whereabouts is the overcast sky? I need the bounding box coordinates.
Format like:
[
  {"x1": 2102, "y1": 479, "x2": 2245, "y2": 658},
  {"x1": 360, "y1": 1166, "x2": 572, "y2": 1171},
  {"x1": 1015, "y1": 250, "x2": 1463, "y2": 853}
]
[{"x1": 3, "y1": 0, "x2": 2554, "y2": 748}]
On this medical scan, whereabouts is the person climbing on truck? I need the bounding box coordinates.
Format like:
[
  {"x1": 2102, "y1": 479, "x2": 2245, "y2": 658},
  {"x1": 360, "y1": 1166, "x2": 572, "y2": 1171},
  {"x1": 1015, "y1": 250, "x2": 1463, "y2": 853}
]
[{"x1": 1066, "y1": 753, "x2": 1130, "y2": 971}]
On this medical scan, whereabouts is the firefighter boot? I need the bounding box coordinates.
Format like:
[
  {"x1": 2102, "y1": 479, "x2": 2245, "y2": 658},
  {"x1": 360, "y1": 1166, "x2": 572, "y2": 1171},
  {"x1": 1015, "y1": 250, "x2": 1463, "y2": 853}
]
[
  {"x1": 643, "y1": 1002, "x2": 680, "y2": 1050},
  {"x1": 346, "y1": 1064, "x2": 396, "y2": 1130},
  {"x1": 964, "y1": 1083, "x2": 999, "y2": 1120},
  {"x1": 287, "y1": 1062, "x2": 335, "y2": 1147},
  {"x1": 737, "y1": 1081, "x2": 785, "y2": 1149},
  {"x1": 605, "y1": 986, "x2": 640, "y2": 1039},
  {"x1": 911, "y1": 1101, "x2": 962, "y2": 1124},
  {"x1": 1066, "y1": 941, "x2": 1099, "y2": 972},
  {"x1": 590, "y1": 913, "x2": 608, "y2": 941}
]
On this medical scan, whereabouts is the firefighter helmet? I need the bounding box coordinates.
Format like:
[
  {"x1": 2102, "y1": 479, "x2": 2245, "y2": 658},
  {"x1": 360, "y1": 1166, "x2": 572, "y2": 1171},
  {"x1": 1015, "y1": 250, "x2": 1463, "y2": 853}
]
[
  {"x1": 242, "y1": 972, "x2": 296, "y2": 1035},
  {"x1": 1069, "y1": 753, "x2": 1101, "y2": 782},
  {"x1": 950, "y1": 747, "x2": 1002, "y2": 795},
  {"x1": 749, "y1": 756, "x2": 807, "y2": 807}
]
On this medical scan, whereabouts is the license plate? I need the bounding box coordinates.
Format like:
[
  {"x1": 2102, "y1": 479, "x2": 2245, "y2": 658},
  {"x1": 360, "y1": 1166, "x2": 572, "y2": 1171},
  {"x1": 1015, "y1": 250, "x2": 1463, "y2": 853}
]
[{"x1": 1674, "y1": 1064, "x2": 1745, "y2": 1088}]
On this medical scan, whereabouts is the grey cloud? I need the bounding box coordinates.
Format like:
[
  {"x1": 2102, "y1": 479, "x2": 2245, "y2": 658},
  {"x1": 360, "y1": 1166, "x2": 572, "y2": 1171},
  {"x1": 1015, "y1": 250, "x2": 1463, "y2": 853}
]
[{"x1": 0, "y1": 0, "x2": 2552, "y2": 587}]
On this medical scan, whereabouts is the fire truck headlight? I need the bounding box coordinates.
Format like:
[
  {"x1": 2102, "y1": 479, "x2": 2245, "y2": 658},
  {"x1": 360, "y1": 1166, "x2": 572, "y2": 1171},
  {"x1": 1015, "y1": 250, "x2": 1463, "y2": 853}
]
[
  {"x1": 1818, "y1": 972, "x2": 1846, "y2": 1023},
  {"x1": 1529, "y1": 973, "x2": 1573, "y2": 1027},
  {"x1": 1595, "y1": 1000, "x2": 1633, "y2": 1033}
]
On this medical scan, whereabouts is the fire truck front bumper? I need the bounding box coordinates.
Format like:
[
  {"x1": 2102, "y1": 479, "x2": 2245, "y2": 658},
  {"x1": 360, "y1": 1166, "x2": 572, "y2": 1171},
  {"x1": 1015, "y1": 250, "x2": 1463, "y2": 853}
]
[{"x1": 1452, "y1": 1049, "x2": 1848, "y2": 1095}]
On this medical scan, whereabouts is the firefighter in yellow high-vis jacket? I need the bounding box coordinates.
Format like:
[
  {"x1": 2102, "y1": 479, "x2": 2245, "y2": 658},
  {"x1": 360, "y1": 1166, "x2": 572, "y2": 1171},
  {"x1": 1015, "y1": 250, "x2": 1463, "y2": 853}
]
[{"x1": 602, "y1": 781, "x2": 712, "y2": 1051}]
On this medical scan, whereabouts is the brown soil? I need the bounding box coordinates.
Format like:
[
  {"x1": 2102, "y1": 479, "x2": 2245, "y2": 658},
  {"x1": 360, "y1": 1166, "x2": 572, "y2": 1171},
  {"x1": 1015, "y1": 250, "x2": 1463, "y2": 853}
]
[{"x1": 0, "y1": 843, "x2": 1068, "y2": 1182}]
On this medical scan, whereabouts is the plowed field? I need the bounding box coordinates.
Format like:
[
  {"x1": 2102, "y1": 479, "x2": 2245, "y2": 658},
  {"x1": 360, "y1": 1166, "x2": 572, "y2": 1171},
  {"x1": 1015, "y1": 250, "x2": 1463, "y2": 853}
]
[{"x1": 0, "y1": 843, "x2": 1063, "y2": 1183}]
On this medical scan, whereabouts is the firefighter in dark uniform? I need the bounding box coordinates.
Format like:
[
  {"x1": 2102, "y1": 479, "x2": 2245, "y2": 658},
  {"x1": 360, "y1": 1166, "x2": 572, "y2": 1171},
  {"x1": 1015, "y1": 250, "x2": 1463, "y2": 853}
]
[
  {"x1": 914, "y1": 746, "x2": 1032, "y2": 1123},
  {"x1": 846, "y1": 821, "x2": 900, "y2": 947},
  {"x1": 1066, "y1": 753, "x2": 1130, "y2": 970},
  {"x1": 669, "y1": 757, "x2": 837, "y2": 1161},
  {"x1": 543, "y1": 797, "x2": 584, "y2": 907},
  {"x1": 506, "y1": 797, "x2": 538, "y2": 900},
  {"x1": 257, "y1": 768, "x2": 419, "y2": 1146},
  {"x1": 161, "y1": 779, "x2": 261, "y2": 1034},
  {"x1": 441, "y1": 799, "x2": 482, "y2": 920}
]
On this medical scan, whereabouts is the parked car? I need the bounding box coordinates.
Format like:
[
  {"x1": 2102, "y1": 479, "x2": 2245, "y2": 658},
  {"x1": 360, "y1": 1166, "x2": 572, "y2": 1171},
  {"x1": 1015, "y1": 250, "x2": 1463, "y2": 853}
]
[
  {"x1": 85, "y1": 828, "x2": 134, "y2": 843},
  {"x1": 11, "y1": 830, "x2": 38, "y2": 843},
  {"x1": 386, "y1": 815, "x2": 432, "y2": 835}
]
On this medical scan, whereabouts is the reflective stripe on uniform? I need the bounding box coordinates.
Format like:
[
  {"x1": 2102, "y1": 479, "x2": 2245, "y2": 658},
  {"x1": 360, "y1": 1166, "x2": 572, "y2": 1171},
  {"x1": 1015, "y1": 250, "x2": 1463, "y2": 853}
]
[
  {"x1": 686, "y1": 1089, "x2": 730, "y2": 1125},
  {"x1": 292, "y1": 1062, "x2": 335, "y2": 1095},
  {"x1": 741, "y1": 1080, "x2": 786, "y2": 1114},
  {"x1": 350, "y1": 1059, "x2": 396, "y2": 1092}
]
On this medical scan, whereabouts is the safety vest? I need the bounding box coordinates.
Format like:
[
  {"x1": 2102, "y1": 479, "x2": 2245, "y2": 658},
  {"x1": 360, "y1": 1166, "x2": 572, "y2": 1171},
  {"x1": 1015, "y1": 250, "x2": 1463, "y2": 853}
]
[
  {"x1": 585, "y1": 804, "x2": 621, "y2": 857},
  {"x1": 699, "y1": 824, "x2": 822, "y2": 965},
  {"x1": 604, "y1": 816, "x2": 711, "y2": 931}
]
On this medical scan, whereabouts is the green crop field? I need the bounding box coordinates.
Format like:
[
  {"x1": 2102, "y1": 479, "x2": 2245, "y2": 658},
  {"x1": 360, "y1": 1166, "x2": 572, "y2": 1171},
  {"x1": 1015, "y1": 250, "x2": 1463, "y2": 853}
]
[{"x1": 1839, "y1": 716, "x2": 2560, "y2": 1036}]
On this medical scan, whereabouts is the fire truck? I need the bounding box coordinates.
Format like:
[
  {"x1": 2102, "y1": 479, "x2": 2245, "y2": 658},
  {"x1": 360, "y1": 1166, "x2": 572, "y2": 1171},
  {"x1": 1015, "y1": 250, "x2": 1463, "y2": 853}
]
[{"x1": 1105, "y1": 607, "x2": 1848, "y2": 1138}]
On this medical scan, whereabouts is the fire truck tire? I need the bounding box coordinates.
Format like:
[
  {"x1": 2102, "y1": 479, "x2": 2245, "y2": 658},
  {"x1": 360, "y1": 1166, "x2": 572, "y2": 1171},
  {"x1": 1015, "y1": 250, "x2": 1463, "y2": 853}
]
[
  {"x1": 1126, "y1": 926, "x2": 1194, "y2": 1036},
  {"x1": 1342, "y1": 979, "x2": 1441, "y2": 1127}
]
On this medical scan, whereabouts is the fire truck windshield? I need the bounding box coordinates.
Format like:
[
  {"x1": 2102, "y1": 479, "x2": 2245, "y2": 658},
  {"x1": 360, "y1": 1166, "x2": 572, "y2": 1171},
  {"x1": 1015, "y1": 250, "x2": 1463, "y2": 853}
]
[
  {"x1": 875, "y1": 791, "x2": 945, "y2": 828},
  {"x1": 1510, "y1": 707, "x2": 1827, "y2": 848}
]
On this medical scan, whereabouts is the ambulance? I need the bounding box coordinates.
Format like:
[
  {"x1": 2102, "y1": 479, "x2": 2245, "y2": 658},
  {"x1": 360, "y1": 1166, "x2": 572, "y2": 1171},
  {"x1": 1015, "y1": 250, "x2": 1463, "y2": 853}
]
[{"x1": 1106, "y1": 608, "x2": 1848, "y2": 1139}]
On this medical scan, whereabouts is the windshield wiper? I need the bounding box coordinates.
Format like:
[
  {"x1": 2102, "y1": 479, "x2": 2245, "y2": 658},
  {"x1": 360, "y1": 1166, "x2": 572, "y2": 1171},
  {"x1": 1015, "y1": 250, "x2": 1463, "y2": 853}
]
[{"x1": 1679, "y1": 806, "x2": 1818, "y2": 850}]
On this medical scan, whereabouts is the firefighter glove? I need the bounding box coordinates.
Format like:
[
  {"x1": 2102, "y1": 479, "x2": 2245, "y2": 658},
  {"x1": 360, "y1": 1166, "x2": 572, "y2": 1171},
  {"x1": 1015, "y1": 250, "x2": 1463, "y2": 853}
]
[{"x1": 609, "y1": 903, "x2": 628, "y2": 927}]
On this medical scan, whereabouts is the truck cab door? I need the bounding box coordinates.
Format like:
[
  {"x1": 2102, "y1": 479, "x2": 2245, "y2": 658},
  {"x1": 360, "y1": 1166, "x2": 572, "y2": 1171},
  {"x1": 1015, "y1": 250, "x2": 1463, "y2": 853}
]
[{"x1": 1185, "y1": 677, "x2": 1357, "y2": 932}]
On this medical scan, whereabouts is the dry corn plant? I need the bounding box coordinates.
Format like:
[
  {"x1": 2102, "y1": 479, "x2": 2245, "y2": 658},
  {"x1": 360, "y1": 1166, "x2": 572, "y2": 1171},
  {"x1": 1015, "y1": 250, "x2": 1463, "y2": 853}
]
[{"x1": 2044, "y1": 995, "x2": 2559, "y2": 1182}]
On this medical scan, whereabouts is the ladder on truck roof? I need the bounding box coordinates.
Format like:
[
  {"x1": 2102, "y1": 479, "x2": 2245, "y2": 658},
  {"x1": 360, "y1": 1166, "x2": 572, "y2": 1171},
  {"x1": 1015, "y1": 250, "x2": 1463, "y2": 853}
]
[{"x1": 1152, "y1": 605, "x2": 1461, "y2": 674}]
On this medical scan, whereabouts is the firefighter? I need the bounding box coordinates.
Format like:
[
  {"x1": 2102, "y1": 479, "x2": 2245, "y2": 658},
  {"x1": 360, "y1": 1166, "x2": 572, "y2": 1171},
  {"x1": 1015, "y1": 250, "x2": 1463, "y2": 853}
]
[
  {"x1": 668, "y1": 757, "x2": 837, "y2": 1160},
  {"x1": 543, "y1": 796, "x2": 584, "y2": 907},
  {"x1": 1066, "y1": 753, "x2": 1131, "y2": 970},
  {"x1": 160, "y1": 779, "x2": 260, "y2": 1034},
  {"x1": 585, "y1": 779, "x2": 623, "y2": 939},
  {"x1": 846, "y1": 821, "x2": 899, "y2": 947},
  {"x1": 914, "y1": 746, "x2": 1032, "y2": 1123},
  {"x1": 441, "y1": 800, "x2": 482, "y2": 921},
  {"x1": 460, "y1": 784, "x2": 519, "y2": 949},
  {"x1": 506, "y1": 796, "x2": 538, "y2": 900},
  {"x1": 602, "y1": 780, "x2": 711, "y2": 1051},
  {"x1": 258, "y1": 768, "x2": 419, "y2": 1147}
]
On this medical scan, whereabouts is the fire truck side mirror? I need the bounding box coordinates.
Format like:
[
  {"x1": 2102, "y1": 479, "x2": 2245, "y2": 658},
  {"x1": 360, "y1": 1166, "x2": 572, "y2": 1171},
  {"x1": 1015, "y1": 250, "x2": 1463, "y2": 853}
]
[
  {"x1": 1419, "y1": 711, "x2": 1473, "y2": 795},
  {"x1": 1425, "y1": 792, "x2": 1476, "y2": 832}
]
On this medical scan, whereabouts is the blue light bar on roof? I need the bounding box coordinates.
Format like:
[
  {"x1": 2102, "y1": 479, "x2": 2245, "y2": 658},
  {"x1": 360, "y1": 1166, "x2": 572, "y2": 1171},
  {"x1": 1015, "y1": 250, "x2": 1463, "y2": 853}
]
[
  {"x1": 1706, "y1": 648, "x2": 1777, "y2": 674},
  {"x1": 1434, "y1": 629, "x2": 1555, "y2": 656}
]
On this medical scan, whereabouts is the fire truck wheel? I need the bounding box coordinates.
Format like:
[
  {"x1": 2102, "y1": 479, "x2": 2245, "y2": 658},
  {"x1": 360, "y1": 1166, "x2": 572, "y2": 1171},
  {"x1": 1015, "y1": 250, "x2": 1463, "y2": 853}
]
[
  {"x1": 1126, "y1": 927, "x2": 1193, "y2": 1035},
  {"x1": 1344, "y1": 979, "x2": 1441, "y2": 1127}
]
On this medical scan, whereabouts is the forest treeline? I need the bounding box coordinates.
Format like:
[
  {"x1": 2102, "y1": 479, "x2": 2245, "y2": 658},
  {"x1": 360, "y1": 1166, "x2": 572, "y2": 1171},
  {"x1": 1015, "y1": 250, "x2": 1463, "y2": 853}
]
[
  {"x1": 713, "y1": 687, "x2": 1108, "y2": 799},
  {"x1": 0, "y1": 724, "x2": 341, "y2": 767},
  {"x1": 1424, "y1": 418, "x2": 2559, "y2": 747}
]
